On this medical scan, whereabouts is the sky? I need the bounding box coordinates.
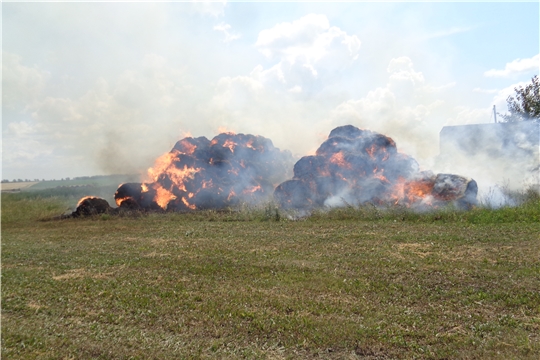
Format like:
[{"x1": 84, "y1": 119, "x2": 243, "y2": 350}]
[{"x1": 2, "y1": 1, "x2": 539, "y2": 181}]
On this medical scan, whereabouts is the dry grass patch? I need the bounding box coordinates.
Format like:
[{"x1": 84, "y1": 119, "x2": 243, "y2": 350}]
[{"x1": 1, "y1": 182, "x2": 39, "y2": 191}]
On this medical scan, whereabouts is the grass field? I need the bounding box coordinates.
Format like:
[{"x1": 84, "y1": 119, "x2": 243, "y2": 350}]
[
  {"x1": 23, "y1": 174, "x2": 140, "y2": 192},
  {"x1": 1, "y1": 182, "x2": 39, "y2": 192},
  {"x1": 2, "y1": 188, "x2": 539, "y2": 359}
]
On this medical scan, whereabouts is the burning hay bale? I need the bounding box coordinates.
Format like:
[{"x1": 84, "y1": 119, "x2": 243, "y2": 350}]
[
  {"x1": 113, "y1": 132, "x2": 293, "y2": 211},
  {"x1": 72, "y1": 196, "x2": 113, "y2": 217},
  {"x1": 71, "y1": 126, "x2": 477, "y2": 217},
  {"x1": 274, "y1": 125, "x2": 477, "y2": 210}
]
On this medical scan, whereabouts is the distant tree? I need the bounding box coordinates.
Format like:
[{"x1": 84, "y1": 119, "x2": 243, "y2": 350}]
[
  {"x1": 500, "y1": 75, "x2": 540, "y2": 123},
  {"x1": 2, "y1": 179, "x2": 9, "y2": 183}
]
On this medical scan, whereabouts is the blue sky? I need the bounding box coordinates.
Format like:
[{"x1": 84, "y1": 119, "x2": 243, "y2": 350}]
[{"x1": 2, "y1": 1, "x2": 539, "y2": 180}]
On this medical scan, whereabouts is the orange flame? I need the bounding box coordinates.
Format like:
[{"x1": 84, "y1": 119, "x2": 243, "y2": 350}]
[
  {"x1": 146, "y1": 150, "x2": 202, "y2": 209},
  {"x1": 153, "y1": 183, "x2": 176, "y2": 209},
  {"x1": 388, "y1": 177, "x2": 435, "y2": 206},
  {"x1": 148, "y1": 154, "x2": 201, "y2": 193},
  {"x1": 223, "y1": 139, "x2": 236, "y2": 152},
  {"x1": 147, "y1": 152, "x2": 179, "y2": 181},
  {"x1": 406, "y1": 180, "x2": 434, "y2": 200},
  {"x1": 329, "y1": 152, "x2": 351, "y2": 169},
  {"x1": 181, "y1": 197, "x2": 196, "y2": 210},
  {"x1": 366, "y1": 144, "x2": 376, "y2": 159},
  {"x1": 201, "y1": 179, "x2": 213, "y2": 189},
  {"x1": 115, "y1": 197, "x2": 130, "y2": 207},
  {"x1": 372, "y1": 168, "x2": 389, "y2": 183},
  {"x1": 177, "y1": 139, "x2": 197, "y2": 155},
  {"x1": 77, "y1": 196, "x2": 97, "y2": 207},
  {"x1": 218, "y1": 126, "x2": 235, "y2": 134},
  {"x1": 243, "y1": 185, "x2": 262, "y2": 194}
]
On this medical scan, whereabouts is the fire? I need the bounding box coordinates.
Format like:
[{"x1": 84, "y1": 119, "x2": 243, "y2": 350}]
[
  {"x1": 181, "y1": 197, "x2": 196, "y2": 210},
  {"x1": 113, "y1": 185, "x2": 132, "y2": 206},
  {"x1": 243, "y1": 185, "x2": 262, "y2": 194},
  {"x1": 201, "y1": 179, "x2": 213, "y2": 189},
  {"x1": 176, "y1": 138, "x2": 197, "y2": 155},
  {"x1": 77, "y1": 196, "x2": 98, "y2": 207},
  {"x1": 329, "y1": 152, "x2": 351, "y2": 169},
  {"x1": 110, "y1": 131, "x2": 293, "y2": 212},
  {"x1": 223, "y1": 139, "x2": 236, "y2": 152},
  {"x1": 405, "y1": 180, "x2": 434, "y2": 200},
  {"x1": 218, "y1": 126, "x2": 235, "y2": 134},
  {"x1": 115, "y1": 197, "x2": 128, "y2": 206},
  {"x1": 168, "y1": 165, "x2": 200, "y2": 191},
  {"x1": 147, "y1": 151, "x2": 179, "y2": 182},
  {"x1": 366, "y1": 144, "x2": 376, "y2": 159},
  {"x1": 86, "y1": 125, "x2": 477, "y2": 215},
  {"x1": 372, "y1": 168, "x2": 389, "y2": 183},
  {"x1": 153, "y1": 183, "x2": 177, "y2": 209},
  {"x1": 389, "y1": 177, "x2": 406, "y2": 204},
  {"x1": 387, "y1": 176, "x2": 435, "y2": 206},
  {"x1": 274, "y1": 125, "x2": 477, "y2": 210}
]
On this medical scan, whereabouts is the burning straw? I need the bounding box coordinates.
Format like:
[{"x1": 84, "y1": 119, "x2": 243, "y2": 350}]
[
  {"x1": 72, "y1": 125, "x2": 477, "y2": 217},
  {"x1": 274, "y1": 125, "x2": 478, "y2": 211}
]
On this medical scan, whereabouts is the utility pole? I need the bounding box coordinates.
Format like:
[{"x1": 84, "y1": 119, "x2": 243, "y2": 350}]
[{"x1": 493, "y1": 105, "x2": 497, "y2": 123}]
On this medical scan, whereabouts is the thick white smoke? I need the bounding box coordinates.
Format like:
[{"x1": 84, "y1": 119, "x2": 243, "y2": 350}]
[{"x1": 3, "y1": 3, "x2": 538, "y2": 194}]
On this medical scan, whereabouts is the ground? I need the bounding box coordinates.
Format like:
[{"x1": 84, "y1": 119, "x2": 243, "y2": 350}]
[{"x1": 1, "y1": 193, "x2": 539, "y2": 359}]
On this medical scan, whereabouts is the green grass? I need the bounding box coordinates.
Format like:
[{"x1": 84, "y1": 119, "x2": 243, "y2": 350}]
[
  {"x1": 2, "y1": 188, "x2": 539, "y2": 359},
  {"x1": 26, "y1": 174, "x2": 139, "y2": 191}
]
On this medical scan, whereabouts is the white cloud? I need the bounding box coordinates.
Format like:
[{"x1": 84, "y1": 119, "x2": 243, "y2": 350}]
[
  {"x1": 2, "y1": 52, "x2": 50, "y2": 110},
  {"x1": 387, "y1": 56, "x2": 426, "y2": 95},
  {"x1": 445, "y1": 80, "x2": 528, "y2": 126},
  {"x1": 213, "y1": 22, "x2": 241, "y2": 42},
  {"x1": 202, "y1": 15, "x2": 363, "y2": 155},
  {"x1": 327, "y1": 57, "x2": 448, "y2": 163},
  {"x1": 236, "y1": 14, "x2": 361, "y2": 96},
  {"x1": 484, "y1": 54, "x2": 539, "y2": 78},
  {"x1": 491, "y1": 80, "x2": 528, "y2": 114},
  {"x1": 255, "y1": 14, "x2": 361, "y2": 67}
]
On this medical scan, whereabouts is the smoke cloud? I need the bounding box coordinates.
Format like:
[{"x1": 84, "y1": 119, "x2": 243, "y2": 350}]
[{"x1": 3, "y1": 2, "x2": 538, "y2": 192}]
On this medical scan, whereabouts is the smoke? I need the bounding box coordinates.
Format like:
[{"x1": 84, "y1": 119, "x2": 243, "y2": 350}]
[
  {"x1": 114, "y1": 132, "x2": 294, "y2": 211},
  {"x1": 3, "y1": 3, "x2": 537, "y2": 190},
  {"x1": 433, "y1": 121, "x2": 540, "y2": 208},
  {"x1": 273, "y1": 125, "x2": 478, "y2": 211}
]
